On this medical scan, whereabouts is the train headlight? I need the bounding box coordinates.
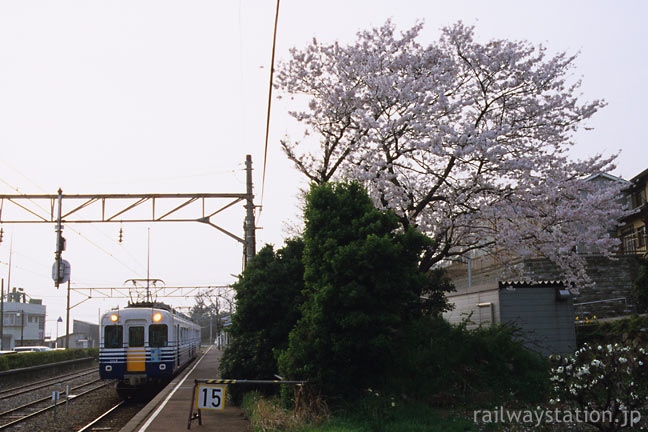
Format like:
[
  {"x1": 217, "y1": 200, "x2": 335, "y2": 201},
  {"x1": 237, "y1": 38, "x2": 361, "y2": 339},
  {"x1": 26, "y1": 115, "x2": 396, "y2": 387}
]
[
  {"x1": 110, "y1": 314, "x2": 118, "y2": 322},
  {"x1": 153, "y1": 312, "x2": 162, "y2": 322}
]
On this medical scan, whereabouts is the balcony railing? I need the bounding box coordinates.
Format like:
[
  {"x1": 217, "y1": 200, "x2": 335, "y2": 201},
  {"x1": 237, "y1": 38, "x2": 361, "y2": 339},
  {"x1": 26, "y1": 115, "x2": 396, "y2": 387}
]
[{"x1": 621, "y1": 231, "x2": 647, "y2": 255}]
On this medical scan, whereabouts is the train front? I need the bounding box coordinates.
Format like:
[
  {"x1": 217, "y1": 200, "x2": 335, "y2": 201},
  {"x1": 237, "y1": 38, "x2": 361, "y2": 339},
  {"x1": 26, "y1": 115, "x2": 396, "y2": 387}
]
[{"x1": 99, "y1": 307, "x2": 175, "y2": 392}]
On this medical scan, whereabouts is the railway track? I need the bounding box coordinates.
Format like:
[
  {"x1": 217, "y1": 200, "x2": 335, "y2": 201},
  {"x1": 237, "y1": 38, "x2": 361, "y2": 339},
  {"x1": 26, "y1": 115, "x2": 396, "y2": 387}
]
[
  {"x1": 76, "y1": 401, "x2": 125, "y2": 432},
  {"x1": 0, "y1": 367, "x2": 97, "y2": 400},
  {"x1": 0, "y1": 378, "x2": 113, "y2": 430}
]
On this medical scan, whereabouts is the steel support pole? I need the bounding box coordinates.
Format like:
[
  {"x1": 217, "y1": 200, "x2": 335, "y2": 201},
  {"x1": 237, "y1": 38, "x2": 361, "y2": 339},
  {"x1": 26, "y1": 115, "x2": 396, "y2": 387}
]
[
  {"x1": 244, "y1": 155, "x2": 256, "y2": 268},
  {"x1": 55, "y1": 188, "x2": 63, "y2": 289},
  {"x1": 65, "y1": 280, "x2": 70, "y2": 349}
]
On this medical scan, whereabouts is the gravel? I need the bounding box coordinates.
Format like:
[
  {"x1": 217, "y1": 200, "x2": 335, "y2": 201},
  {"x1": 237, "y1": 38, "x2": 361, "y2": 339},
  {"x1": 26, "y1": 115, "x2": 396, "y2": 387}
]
[{"x1": 0, "y1": 363, "x2": 152, "y2": 432}]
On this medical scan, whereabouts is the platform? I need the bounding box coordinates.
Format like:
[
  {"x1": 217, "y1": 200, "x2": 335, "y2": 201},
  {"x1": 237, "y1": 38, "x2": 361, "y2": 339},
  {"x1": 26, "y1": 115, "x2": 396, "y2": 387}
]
[{"x1": 119, "y1": 346, "x2": 250, "y2": 432}]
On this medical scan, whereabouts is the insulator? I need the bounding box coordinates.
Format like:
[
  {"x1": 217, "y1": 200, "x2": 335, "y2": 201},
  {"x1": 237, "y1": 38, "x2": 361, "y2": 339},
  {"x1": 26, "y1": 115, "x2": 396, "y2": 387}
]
[
  {"x1": 118, "y1": 227, "x2": 123, "y2": 244},
  {"x1": 0, "y1": 227, "x2": 3, "y2": 244}
]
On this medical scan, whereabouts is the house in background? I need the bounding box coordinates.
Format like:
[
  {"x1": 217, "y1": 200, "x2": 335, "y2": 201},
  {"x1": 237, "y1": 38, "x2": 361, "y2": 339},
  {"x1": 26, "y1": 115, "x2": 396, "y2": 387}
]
[
  {"x1": 444, "y1": 280, "x2": 575, "y2": 355},
  {"x1": 1, "y1": 288, "x2": 46, "y2": 349},
  {"x1": 54, "y1": 319, "x2": 99, "y2": 348},
  {"x1": 442, "y1": 169, "x2": 647, "y2": 353},
  {"x1": 619, "y1": 168, "x2": 648, "y2": 256}
]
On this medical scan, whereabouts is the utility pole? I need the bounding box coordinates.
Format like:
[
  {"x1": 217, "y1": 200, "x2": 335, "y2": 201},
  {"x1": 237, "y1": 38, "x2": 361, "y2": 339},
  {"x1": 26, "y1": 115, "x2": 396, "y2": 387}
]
[
  {"x1": 244, "y1": 155, "x2": 256, "y2": 267},
  {"x1": 20, "y1": 311, "x2": 24, "y2": 347},
  {"x1": 146, "y1": 228, "x2": 151, "y2": 303},
  {"x1": 65, "y1": 280, "x2": 70, "y2": 349}
]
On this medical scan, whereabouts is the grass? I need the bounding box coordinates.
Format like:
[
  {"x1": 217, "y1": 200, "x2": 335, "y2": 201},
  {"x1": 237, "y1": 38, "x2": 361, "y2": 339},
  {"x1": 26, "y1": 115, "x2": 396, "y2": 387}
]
[{"x1": 241, "y1": 392, "x2": 477, "y2": 432}]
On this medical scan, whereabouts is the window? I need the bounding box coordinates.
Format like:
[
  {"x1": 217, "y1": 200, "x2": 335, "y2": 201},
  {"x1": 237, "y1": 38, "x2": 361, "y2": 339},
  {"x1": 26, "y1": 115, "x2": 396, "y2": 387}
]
[
  {"x1": 128, "y1": 326, "x2": 144, "y2": 347},
  {"x1": 632, "y1": 188, "x2": 647, "y2": 209},
  {"x1": 7, "y1": 313, "x2": 20, "y2": 325},
  {"x1": 638, "y1": 225, "x2": 647, "y2": 250},
  {"x1": 104, "y1": 325, "x2": 123, "y2": 348},
  {"x1": 622, "y1": 227, "x2": 636, "y2": 254},
  {"x1": 149, "y1": 325, "x2": 168, "y2": 347}
]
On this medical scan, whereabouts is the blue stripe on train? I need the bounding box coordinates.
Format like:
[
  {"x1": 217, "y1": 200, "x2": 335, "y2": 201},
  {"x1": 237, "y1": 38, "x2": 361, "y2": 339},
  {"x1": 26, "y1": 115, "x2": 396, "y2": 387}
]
[
  {"x1": 99, "y1": 362, "x2": 126, "y2": 379},
  {"x1": 99, "y1": 361, "x2": 176, "y2": 379}
]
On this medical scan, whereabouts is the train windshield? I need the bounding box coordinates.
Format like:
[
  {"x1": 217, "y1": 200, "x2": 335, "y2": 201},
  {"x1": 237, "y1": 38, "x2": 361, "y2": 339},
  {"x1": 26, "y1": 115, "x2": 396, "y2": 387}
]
[
  {"x1": 104, "y1": 325, "x2": 123, "y2": 348},
  {"x1": 129, "y1": 326, "x2": 145, "y2": 347},
  {"x1": 149, "y1": 324, "x2": 168, "y2": 347}
]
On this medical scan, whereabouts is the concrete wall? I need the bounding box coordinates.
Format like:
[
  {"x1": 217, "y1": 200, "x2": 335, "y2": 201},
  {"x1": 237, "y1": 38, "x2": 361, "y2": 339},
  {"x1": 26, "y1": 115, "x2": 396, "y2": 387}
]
[
  {"x1": 73, "y1": 320, "x2": 99, "y2": 347},
  {"x1": 446, "y1": 254, "x2": 642, "y2": 320},
  {"x1": 521, "y1": 255, "x2": 641, "y2": 318},
  {"x1": 444, "y1": 289, "x2": 499, "y2": 326}
]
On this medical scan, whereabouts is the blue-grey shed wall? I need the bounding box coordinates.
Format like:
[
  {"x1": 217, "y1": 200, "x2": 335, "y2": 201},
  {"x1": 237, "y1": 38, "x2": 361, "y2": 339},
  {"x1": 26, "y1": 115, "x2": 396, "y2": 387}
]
[{"x1": 499, "y1": 287, "x2": 576, "y2": 356}]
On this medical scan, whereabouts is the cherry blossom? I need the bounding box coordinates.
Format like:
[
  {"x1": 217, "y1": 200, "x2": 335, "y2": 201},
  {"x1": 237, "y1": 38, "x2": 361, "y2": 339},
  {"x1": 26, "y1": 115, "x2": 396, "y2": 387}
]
[{"x1": 277, "y1": 21, "x2": 626, "y2": 286}]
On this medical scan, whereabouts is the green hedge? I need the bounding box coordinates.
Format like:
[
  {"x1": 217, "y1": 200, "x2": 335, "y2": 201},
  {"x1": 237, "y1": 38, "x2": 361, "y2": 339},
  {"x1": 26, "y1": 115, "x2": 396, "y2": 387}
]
[
  {"x1": 387, "y1": 317, "x2": 550, "y2": 406},
  {"x1": 0, "y1": 348, "x2": 99, "y2": 372},
  {"x1": 576, "y1": 314, "x2": 648, "y2": 346}
]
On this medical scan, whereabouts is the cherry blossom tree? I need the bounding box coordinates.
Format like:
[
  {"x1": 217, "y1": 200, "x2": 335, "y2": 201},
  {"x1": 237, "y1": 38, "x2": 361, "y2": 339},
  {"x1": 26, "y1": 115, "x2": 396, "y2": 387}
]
[{"x1": 276, "y1": 21, "x2": 626, "y2": 286}]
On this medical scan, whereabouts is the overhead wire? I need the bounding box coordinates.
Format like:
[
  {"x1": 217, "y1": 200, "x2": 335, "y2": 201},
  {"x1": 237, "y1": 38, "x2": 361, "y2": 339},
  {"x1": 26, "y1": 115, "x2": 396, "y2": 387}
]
[
  {"x1": 0, "y1": 175, "x2": 145, "y2": 276},
  {"x1": 0, "y1": 166, "x2": 148, "y2": 271},
  {"x1": 257, "y1": 0, "x2": 281, "y2": 224},
  {"x1": 0, "y1": 259, "x2": 51, "y2": 279}
]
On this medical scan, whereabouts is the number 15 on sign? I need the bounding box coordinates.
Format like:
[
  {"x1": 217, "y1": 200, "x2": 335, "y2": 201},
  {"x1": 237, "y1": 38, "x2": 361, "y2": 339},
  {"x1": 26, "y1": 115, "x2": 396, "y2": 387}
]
[{"x1": 196, "y1": 385, "x2": 226, "y2": 411}]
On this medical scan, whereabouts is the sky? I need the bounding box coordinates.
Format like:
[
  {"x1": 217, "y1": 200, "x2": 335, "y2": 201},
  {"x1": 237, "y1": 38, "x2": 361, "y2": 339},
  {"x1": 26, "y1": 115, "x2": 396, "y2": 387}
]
[{"x1": 0, "y1": 0, "x2": 646, "y2": 336}]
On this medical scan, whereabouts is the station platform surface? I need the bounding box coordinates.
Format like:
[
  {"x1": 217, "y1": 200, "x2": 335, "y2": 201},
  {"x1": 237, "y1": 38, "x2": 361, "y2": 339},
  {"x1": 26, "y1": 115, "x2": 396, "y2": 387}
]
[{"x1": 119, "y1": 346, "x2": 250, "y2": 432}]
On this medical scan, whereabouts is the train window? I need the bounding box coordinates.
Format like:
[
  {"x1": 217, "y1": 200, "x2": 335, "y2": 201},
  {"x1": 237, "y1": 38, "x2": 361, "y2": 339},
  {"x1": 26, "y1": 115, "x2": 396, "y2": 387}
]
[
  {"x1": 149, "y1": 324, "x2": 168, "y2": 347},
  {"x1": 104, "y1": 325, "x2": 123, "y2": 348},
  {"x1": 129, "y1": 326, "x2": 145, "y2": 347}
]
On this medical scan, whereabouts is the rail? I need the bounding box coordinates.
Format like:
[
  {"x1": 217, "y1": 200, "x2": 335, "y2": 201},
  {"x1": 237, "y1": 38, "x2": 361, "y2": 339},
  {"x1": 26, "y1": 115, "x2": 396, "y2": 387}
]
[{"x1": 0, "y1": 379, "x2": 111, "y2": 430}]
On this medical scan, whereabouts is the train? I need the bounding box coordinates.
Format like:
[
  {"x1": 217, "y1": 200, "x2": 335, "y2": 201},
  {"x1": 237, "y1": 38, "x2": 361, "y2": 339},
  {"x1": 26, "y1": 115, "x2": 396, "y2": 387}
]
[{"x1": 99, "y1": 302, "x2": 200, "y2": 396}]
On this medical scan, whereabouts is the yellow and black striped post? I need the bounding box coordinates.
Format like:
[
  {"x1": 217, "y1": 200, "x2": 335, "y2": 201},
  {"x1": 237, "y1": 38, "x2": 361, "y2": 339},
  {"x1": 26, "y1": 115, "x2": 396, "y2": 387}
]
[{"x1": 187, "y1": 378, "x2": 307, "y2": 429}]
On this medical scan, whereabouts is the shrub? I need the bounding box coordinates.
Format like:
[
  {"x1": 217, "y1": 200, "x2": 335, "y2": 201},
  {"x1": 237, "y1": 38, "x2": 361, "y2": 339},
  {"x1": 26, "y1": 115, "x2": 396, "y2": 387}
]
[
  {"x1": 220, "y1": 239, "x2": 305, "y2": 403},
  {"x1": 576, "y1": 314, "x2": 648, "y2": 347},
  {"x1": 278, "y1": 182, "x2": 434, "y2": 400},
  {"x1": 550, "y1": 343, "x2": 648, "y2": 431},
  {"x1": 0, "y1": 348, "x2": 98, "y2": 371},
  {"x1": 632, "y1": 259, "x2": 648, "y2": 313},
  {"x1": 390, "y1": 316, "x2": 550, "y2": 406}
]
